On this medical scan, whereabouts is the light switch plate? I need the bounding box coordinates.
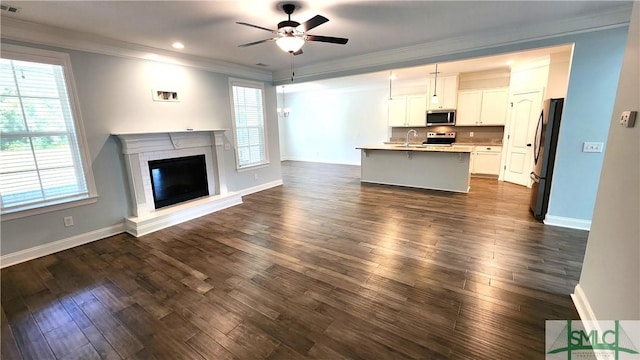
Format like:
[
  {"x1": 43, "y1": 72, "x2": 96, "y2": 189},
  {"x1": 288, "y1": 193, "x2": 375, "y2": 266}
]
[
  {"x1": 583, "y1": 142, "x2": 604, "y2": 153},
  {"x1": 620, "y1": 110, "x2": 637, "y2": 128}
]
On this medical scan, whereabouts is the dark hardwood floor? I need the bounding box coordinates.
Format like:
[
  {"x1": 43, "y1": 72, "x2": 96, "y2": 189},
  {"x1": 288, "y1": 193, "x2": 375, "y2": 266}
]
[{"x1": 1, "y1": 161, "x2": 589, "y2": 359}]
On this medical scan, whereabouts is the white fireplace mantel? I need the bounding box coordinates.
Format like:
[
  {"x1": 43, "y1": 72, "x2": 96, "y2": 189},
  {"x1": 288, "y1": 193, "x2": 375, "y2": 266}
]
[{"x1": 114, "y1": 130, "x2": 242, "y2": 237}]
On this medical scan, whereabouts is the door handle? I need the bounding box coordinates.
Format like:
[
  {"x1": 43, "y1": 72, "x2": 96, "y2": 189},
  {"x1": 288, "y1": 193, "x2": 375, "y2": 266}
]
[
  {"x1": 530, "y1": 172, "x2": 540, "y2": 182},
  {"x1": 526, "y1": 143, "x2": 532, "y2": 147}
]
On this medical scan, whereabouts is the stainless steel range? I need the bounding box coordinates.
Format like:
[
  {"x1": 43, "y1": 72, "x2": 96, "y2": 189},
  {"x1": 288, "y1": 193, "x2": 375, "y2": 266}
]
[{"x1": 423, "y1": 132, "x2": 456, "y2": 146}]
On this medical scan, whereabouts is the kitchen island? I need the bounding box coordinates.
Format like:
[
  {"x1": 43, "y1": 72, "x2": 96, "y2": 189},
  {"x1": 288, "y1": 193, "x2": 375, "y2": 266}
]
[{"x1": 357, "y1": 144, "x2": 473, "y2": 193}]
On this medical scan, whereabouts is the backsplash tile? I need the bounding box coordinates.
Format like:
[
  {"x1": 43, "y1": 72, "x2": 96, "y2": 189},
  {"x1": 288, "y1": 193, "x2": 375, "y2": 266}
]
[{"x1": 390, "y1": 125, "x2": 504, "y2": 144}]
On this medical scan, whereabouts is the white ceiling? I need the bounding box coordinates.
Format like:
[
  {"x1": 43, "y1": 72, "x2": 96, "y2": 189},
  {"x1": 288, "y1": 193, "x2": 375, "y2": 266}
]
[
  {"x1": 0, "y1": 0, "x2": 631, "y2": 78},
  {"x1": 0, "y1": 0, "x2": 631, "y2": 86}
]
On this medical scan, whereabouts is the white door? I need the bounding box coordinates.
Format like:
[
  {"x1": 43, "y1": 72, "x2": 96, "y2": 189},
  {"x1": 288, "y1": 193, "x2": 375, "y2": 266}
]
[{"x1": 503, "y1": 90, "x2": 543, "y2": 187}]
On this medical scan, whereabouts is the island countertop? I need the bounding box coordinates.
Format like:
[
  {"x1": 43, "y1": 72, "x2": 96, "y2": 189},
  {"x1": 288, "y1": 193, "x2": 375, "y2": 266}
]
[{"x1": 357, "y1": 144, "x2": 473, "y2": 153}]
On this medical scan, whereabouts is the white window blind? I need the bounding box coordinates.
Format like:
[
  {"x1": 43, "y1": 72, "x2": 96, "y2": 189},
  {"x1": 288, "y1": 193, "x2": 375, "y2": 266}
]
[
  {"x1": 230, "y1": 81, "x2": 268, "y2": 169},
  {"x1": 0, "y1": 49, "x2": 94, "y2": 216}
]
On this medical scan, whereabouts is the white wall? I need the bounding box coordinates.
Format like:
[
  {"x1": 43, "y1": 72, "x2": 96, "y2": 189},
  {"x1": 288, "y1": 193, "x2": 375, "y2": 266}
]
[
  {"x1": 509, "y1": 56, "x2": 550, "y2": 96},
  {"x1": 0, "y1": 40, "x2": 282, "y2": 256},
  {"x1": 280, "y1": 84, "x2": 389, "y2": 165},
  {"x1": 546, "y1": 51, "x2": 571, "y2": 99},
  {"x1": 575, "y1": 3, "x2": 639, "y2": 320}
]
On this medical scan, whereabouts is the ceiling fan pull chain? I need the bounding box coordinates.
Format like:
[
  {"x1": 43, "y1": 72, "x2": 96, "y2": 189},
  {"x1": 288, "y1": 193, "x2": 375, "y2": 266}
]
[{"x1": 291, "y1": 54, "x2": 295, "y2": 82}]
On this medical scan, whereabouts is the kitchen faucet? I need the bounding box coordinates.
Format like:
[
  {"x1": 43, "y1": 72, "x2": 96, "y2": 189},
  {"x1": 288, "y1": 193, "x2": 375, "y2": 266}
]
[{"x1": 405, "y1": 129, "x2": 418, "y2": 147}]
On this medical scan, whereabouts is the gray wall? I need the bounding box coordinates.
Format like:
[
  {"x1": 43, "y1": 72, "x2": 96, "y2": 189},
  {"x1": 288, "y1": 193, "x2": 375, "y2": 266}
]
[
  {"x1": 577, "y1": 3, "x2": 639, "y2": 320},
  {"x1": 0, "y1": 41, "x2": 281, "y2": 255}
]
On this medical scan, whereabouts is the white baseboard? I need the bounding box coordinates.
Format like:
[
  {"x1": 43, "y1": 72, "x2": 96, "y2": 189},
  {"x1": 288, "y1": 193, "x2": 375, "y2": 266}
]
[
  {"x1": 544, "y1": 214, "x2": 591, "y2": 230},
  {"x1": 125, "y1": 192, "x2": 243, "y2": 237},
  {"x1": 0, "y1": 223, "x2": 125, "y2": 268},
  {"x1": 571, "y1": 284, "x2": 598, "y2": 322},
  {"x1": 281, "y1": 157, "x2": 360, "y2": 166},
  {"x1": 571, "y1": 284, "x2": 611, "y2": 360},
  {"x1": 236, "y1": 179, "x2": 283, "y2": 197}
]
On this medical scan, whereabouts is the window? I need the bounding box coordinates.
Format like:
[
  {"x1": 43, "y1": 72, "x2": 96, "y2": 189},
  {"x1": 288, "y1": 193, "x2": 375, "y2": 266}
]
[
  {"x1": 229, "y1": 79, "x2": 269, "y2": 169},
  {"x1": 0, "y1": 45, "x2": 96, "y2": 219}
]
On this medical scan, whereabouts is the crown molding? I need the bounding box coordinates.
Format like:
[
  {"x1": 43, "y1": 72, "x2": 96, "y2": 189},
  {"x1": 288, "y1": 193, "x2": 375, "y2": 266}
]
[
  {"x1": 273, "y1": 3, "x2": 632, "y2": 84},
  {"x1": 0, "y1": 17, "x2": 272, "y2": 82}
]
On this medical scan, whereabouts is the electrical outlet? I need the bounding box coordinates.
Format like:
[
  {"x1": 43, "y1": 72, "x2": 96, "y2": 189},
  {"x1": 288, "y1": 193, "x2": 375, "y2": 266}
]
[
  {"x1": 469, "y1": 132, "x2": 474, "y2": 137},
  {"x1": 224, "y1": 143, "x2": 231, "y2": 150},
  {"x1": 582, "y1": 142, "x2": 604, "y2": 153},
  {"x1": 63, "y1": 216, "x2": 74, "y2": 227},
  {"x1": 254, "y1": 173, "x2": 259, "y2": 180},
  {"x1": 619, "y1": 110, "x2": 637, "y2": 128}
]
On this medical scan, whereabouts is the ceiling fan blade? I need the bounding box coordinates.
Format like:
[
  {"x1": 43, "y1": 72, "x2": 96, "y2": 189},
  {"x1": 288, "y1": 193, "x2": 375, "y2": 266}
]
[
  {"x1": 304, "y1": 35, "x2": 349, "y2": 45},
  {"x1": 297, "y1": 15, "x2": 328, "y2": 32},
  {"x1": 236, "y1": 22, "x2": 277, "y2": 34},
  {"x1": 293, "y1": 49, "x2": 303, "y2": 56},
  {"x1": 238, "y1": 38, "x2": 276, "y2": 47}
]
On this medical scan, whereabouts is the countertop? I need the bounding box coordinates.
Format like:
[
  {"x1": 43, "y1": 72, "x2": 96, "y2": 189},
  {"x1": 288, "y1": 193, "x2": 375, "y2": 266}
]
[
  {"x1": 357, "y1": 144, "x2": 473, "y2": 153},
  {"x1": 455, "y1": 142, "x2": 503, "y2": 147}
]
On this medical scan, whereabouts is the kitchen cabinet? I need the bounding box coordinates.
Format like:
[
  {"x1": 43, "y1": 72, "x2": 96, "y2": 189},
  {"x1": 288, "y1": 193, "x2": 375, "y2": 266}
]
[
  {"x1": 427, "y1": 75, "x2": 458, "y2": 110},
  {"x1": 470, "y1": 145, "x2": 502, "y2": 175},
  {"x1": 480, "y1": 88, "x2": 509, "y2": 125},
  {"x1": 456, "y1": 87, "x2": 509, "y2": 126},
  {"x1": 388, "y1": 97, "x2": 407, "y2": 127},
  {"x1": 388, "y1": 94, "x2": 427, "y2": 127},
  {"x1": 456, "y1": 90, "x2": 482, "y2": 126}
]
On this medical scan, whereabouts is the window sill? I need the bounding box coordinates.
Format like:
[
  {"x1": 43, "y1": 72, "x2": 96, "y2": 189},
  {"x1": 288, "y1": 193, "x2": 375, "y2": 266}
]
[
  {"x1": 1, "y1": 195, "x2": 99, "y2": 222},
  {"x1": 236, "y1": 162, "x2": 271, "y2": 172}
]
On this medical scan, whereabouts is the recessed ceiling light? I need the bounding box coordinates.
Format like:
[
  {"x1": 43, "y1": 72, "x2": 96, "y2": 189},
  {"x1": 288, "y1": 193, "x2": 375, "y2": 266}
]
[{"x1": 172, "y1": 42, "x2": 185, "y2": 49}]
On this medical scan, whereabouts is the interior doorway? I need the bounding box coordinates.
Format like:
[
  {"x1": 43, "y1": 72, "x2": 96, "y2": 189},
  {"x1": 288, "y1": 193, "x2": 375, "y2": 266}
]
[{"x1": 503, "y1": 89, "x2": 544, "y2": 187}]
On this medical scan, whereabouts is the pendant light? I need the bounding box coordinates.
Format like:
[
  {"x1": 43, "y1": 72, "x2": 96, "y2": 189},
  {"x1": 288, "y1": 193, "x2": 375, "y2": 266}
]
[
  {"x1": 277, "y1": 86, "x2": 290, "y2": 117},
  {"x1": 431, "y1": 63, "x2": 439, "y2": 104}
]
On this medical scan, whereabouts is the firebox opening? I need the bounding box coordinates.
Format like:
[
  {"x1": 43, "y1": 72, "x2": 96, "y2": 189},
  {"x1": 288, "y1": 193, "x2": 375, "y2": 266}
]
[{"x1": 148, "y1": 155, "x2": 209, "y2": 209}]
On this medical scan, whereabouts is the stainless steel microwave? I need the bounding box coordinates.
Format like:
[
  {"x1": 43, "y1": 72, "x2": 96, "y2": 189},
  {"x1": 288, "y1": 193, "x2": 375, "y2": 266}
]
[{"x1": 426, "y1": 110, "x2": 456, "y2": 126}]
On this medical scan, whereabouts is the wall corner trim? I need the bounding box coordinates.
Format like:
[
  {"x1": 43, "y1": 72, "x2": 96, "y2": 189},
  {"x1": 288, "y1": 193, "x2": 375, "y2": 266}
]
[
  {"x1": 544, "y1": 214, "x2": 591, "y2": 230},
  {"x1": 0, "y1": 223, "x2": 125, "y2": 269}
]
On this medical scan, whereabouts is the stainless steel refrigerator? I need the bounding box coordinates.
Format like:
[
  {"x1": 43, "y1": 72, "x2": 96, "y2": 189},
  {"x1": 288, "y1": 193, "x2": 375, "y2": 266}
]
[{"x1": 529, "y1": 98, "x2": 564, "y2": 220}]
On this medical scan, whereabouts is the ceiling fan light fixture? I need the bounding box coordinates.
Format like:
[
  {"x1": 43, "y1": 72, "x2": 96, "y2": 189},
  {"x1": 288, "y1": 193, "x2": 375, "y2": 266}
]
[{"x1": 276, "y1": 35, "x2": 304, "y2": 53}]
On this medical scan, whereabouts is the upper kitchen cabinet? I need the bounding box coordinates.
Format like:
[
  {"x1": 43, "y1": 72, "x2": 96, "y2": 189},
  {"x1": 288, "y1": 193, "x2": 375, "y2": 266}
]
[
  {"x1": 427, "y1": 75, "x2": 458, "y2": 110},
  {"x1": 388, "y1": 94, "x2": 427, "y2": 127},
  {"x1": 480, "y1": 88, "x2": 509, "y2": 125},
  {"x1": 456, "y1": 90, "x2": 482, "y2": 126},
  {"x1": 456, "y1": 87, "x2": 509, "y2": 126},
  {"x1": 388, "y1": 96, "x2": 408, "y2": 127}
]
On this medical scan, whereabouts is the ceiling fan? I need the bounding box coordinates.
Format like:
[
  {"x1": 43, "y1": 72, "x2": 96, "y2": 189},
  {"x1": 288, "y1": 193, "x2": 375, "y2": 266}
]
[{"x1": 236, "y1": 3, "x2": 349, "y2": 55}]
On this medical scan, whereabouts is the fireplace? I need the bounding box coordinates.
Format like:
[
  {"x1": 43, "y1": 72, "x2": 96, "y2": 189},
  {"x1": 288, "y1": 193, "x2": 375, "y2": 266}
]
[
  {"x1": 149, "y1": 155, "x2": 209, "y2": 209},
  {"x1": 115, "y1": 130, "x2": 242, "y2": 237}
]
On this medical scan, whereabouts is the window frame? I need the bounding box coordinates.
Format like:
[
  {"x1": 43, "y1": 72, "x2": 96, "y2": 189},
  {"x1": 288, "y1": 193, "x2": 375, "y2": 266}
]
[
  {"x1": 228, "y1": 78, "x2": 270, "y2": 171},
  {"x1": 0, "y1": 44, "x2": 98, "y2": 221}
]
